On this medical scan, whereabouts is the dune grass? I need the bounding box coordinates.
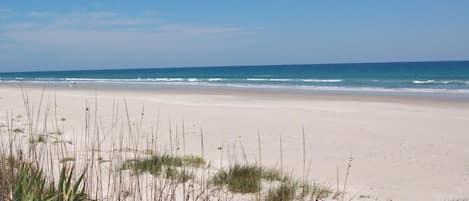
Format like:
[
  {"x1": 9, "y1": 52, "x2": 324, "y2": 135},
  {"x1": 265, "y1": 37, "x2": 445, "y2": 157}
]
[
  {"x1": 164, "y1": 167, "x2": 195, "y2": 183},
  {"x1": 59, "y1": 157, "x2": 76, "y2": 164},
  {"x1": 0, "y1": 156, "x2": 87, "y2": 201},
  {"x1": 122, "y1": 154, "x2": 205, "y2": 183},
  {"x1": 29, "y1": 135, "x2": 46, "y2": 144},
  {"x1": 211, "y1": 164, "x2": 287, "y2": 194},
  {"x1": 211, "y1": 164, "x2": 262, "y2": 193},
  {"x1": 123, "y1": 154, "x2": 205, "y2": 172},
  {"x1": 306, "y1": 183, "x2": 336, "y2": 200},
  {"x1": 0, "y1": 90, "x2": 350, "y2": 201},
  {"x1": 210, "y1": 164, "x2": 336, "y2": 200},
  {"x1": 266, "y1": 182, "x2": 297, "y2": 201}
]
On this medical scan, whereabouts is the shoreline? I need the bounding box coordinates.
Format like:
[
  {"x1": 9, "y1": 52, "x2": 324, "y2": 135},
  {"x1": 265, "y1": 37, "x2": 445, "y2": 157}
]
[{"x1": 2, "y1": 83, "x2": 469, "y2": 106}]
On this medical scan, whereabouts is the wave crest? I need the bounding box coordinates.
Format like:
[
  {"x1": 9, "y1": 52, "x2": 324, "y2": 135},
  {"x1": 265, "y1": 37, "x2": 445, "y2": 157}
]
[{"x1": 413, "y1": 80, "x2": 469, "y2": 85}]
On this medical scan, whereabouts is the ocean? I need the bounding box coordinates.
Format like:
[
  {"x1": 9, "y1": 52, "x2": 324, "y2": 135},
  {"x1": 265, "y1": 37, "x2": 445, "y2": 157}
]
[{"x1": 1, "y1": 61, "x2": 469, "y2": 97}]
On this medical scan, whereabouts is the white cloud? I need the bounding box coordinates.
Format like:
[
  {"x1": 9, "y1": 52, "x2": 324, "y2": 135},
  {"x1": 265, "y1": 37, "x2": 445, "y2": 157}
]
[
  {"x1": 2, "y1": 11, "x2": 259, "y2": 51},
  {"x1": 27, "y1": 11, "x2": 49, "y2": 18},
  {"x1": 0, "y1": 8, "x2": 12, "y2": 19},
  {"x1": 0, "y1": 8, "x2": 11, "y2": 13},
  {"x1": 0, "y1": 11, "x2": 263, "y2": 70}
]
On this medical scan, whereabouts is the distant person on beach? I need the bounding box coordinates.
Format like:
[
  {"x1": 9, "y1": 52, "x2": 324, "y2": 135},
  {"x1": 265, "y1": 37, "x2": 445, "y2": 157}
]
[{"x1": 69, "y1": 81, "x2": 77, "y2": 88}]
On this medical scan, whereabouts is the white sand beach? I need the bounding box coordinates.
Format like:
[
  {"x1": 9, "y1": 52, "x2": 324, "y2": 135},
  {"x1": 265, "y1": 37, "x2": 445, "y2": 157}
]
[{"x1": 0, "y1": 85, "x2": 468, "y2": 201}]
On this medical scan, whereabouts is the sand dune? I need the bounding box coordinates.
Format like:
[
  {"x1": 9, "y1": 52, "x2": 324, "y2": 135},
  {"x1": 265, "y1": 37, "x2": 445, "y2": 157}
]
[{"x1": 0, "y1": 85, "x2": 468, "y2": 201}]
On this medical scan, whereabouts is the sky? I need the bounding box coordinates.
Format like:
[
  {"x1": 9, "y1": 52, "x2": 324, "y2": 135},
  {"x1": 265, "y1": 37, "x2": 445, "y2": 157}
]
[{"x1": 0, "y1": 1, "x2": 469, "y2": 72}]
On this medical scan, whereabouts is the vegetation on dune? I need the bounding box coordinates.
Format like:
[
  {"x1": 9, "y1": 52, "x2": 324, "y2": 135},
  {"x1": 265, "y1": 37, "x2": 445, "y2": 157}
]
[
  {"x1": 211, "y1": 164, "x2": 287, "y2": 194},
  {"x1": 1, "y1": 150, "x2": 339, "y2": 201},
  {"x1": 0, "y1": 91, "x2": 350, "y2": 201},
  {"x1": 123, "y1": 154, "x2": 205, "y2": 171},
  {"x1": 304, "y1": 183, "x2": 336, "y2": 200},
  {"x1": 210, "y1": 164, "x2": 336, "y2": 200},
  {"x1": 211, "y1": 164, "x2": 263, "y2": 193},
  {"x1": 29, "y1": 135, "x2": 46, "y2": 144},
  {"x1": 122, "y1": 154, "x2": 205, "y2": 183},
  {"x1": 60, "y1": 157, "x2": 76, "y2": 164},
  {"x1": 266, "y1": 182, "x2": 297, "y2": 201},
  {"x1": 164, "y1": 167, "x2": 195, "y2": 183},
  {"x1": 0, "y1": 156, "x2": 88, "y2": 201}
]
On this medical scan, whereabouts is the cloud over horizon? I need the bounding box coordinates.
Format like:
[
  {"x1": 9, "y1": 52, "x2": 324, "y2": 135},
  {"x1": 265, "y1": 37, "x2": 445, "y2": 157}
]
[
  {"x1": 0, "y1": 10, "x2": 262, "y2": 71},
  {"x1": 3, "y1": 11, "x2": 259, "y2": 49}
]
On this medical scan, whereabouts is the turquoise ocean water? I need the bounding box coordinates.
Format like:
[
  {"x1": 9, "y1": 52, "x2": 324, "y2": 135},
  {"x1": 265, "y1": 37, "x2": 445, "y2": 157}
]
[{"x1": 1, "y1": 61, "x2": 469, "y2": 97}]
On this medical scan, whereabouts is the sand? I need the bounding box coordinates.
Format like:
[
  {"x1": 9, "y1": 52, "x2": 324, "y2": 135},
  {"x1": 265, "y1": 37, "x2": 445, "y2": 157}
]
[{"x1": 0, "y1": 85, "x2": 468, "y2": 201}]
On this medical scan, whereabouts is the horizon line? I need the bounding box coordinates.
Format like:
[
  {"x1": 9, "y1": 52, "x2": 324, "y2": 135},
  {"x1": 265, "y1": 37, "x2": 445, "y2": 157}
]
[{"x1": 1, "y1": 59, "x2": 468, "y2": 74}]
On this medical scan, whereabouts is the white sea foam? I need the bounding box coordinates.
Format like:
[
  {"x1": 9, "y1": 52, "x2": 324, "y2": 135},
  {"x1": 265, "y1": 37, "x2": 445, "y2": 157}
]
[
  {"x1": 167, "y1": 78, "x2": 183, "y2": 81},
  {"x1": 153, "y1": 78, "x2": 170, "y2": 81},
  {"x1": 246, "y1": 78, "x2": 291, "y2": 82},
  {"x1": 269, "y1": 78, "x2": 291, "y2": 81},
  {"x1": 65, "y1": 78, "x2": 134, "y2": 82},
  {"x1": 246, "y1": 78, "x2": 268, "y2": 81},
  {"x1": 208, "y1": 78, "x2": 224, "y2": 81},
  {"x1": 201, "y1": 82, "x2": 469, "y2": 94},
  {"x1": 149, "y1": 78, "x2": 185, "y2": 82},
  {"x1": 246, "y1": 78, "x2": 341, "y2": 82},
  {"x1": 412, "y1": 80, "x2": 469, "y2": 85},
  {"x1": 413, "y1": 80, "x2": 435, "y2": 84},
  {"x1": 302, "y1": 79, "x2": 343, "y2": 83},
  {"x1": 3, "y1": 77, "x2": 469, "y2": 95}
]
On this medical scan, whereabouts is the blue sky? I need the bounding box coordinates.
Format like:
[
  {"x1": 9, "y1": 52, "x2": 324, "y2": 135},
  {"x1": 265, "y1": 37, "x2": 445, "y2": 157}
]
[{"x1": 1, "y1": 1, "x2": 469, "y2": 72}]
